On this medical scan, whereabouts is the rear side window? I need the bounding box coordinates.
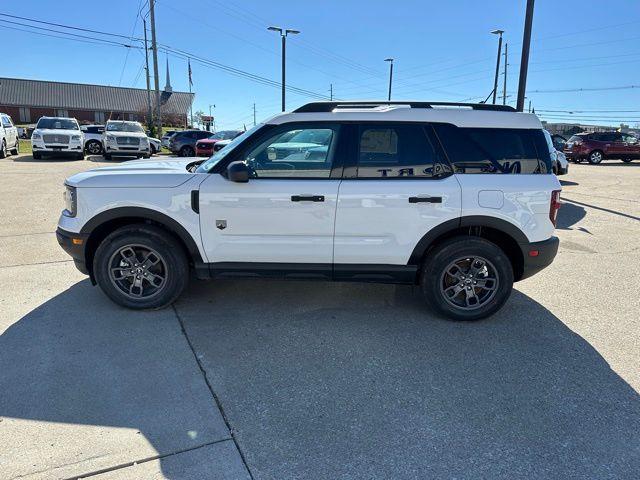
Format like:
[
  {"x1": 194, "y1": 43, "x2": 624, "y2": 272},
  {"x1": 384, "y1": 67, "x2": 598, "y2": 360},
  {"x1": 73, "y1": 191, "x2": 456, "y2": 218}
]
[
  {"x1": 355, "y1": 124, "x2": 443, "y2": 178},
  {"x1": 433, "y1": 124, "x2": 550, "y2": 174}
]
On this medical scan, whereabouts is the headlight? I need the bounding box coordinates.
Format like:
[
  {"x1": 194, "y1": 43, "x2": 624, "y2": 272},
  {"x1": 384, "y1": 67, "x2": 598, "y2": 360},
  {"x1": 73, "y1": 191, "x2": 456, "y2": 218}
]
[
  {"x1": 63, "y1": 184, "x2": 77, "y2": 217},
  {"x1": 71, "y1": 135, "x2": 81, "y2": 141},
  {"x1": 106, "y1": 135, "x2": 116, "y2": 143},
  {"x1": 32, "y1": 133, "x2": 41, "y2": 140}
]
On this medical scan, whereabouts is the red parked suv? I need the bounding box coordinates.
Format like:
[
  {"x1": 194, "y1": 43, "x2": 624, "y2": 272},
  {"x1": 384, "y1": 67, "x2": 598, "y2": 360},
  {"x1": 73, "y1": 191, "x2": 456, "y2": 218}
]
[
  {"x1": 195, "y1": 130, "x2": 243, "y2": 157},
  {"x1": 563, "y1": 131, "x2": 640, "y2": 164}
]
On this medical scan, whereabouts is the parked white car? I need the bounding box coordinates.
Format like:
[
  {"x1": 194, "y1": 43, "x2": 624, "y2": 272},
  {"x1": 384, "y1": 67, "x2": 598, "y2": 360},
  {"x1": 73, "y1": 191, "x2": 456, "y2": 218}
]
[
  {"x1": 148, "y1": 136, "x2": 161, "y2": 155},
  {"x1": 544, "y1": 130, "x2": 568, "y2": 176},
  {"x1": 57, "y1": 101, "x2": 561, "y2": 321},
  {"x1": 102, "y1": 120, "x2": 151, "y2": 160},
  {"x1": 0, "y1": 113, "x2": 19, "y2": 158},
  {"x1": 81, "y1": 125, "x2": 105, "y2": 155},
  {"x1": 31, "y1": 117, "x2": 84, "y2": 160}
]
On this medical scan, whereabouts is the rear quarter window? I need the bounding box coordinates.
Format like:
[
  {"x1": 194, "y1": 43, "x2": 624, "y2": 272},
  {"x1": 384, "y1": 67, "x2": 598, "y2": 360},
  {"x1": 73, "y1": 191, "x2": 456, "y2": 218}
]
[{"x1": 433, "y1": 124, "x2": 550, "y2": 174}]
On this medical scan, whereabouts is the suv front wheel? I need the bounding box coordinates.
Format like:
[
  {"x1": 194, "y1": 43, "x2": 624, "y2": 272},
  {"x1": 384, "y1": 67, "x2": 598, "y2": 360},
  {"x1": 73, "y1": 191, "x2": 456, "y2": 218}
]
[
  {"x1": 420, "y1": 237, "x2": 514, "y2": 321},
  {"x1": 93, "y1": 225, "x2": 189, "y2": 309}
]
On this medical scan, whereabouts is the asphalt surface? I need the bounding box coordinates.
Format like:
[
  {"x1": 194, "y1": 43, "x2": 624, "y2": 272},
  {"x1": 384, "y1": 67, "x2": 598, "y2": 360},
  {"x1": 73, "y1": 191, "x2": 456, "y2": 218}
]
[{"x1": 0, "y1": 154, "x2": 638, "y2": 479}]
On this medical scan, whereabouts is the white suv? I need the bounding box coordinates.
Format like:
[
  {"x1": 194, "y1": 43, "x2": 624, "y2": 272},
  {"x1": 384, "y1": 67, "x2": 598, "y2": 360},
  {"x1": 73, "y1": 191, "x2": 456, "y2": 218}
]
[
  {"x1": 102, "y1": 120, "x2": 151, "y2": 160},
  {"x1": 56, "y1": 101, "x2": 561, "y2": 321},
  {"x1": 0, "y1": 113, "x2": 19, "y2": 158},
  {"x1": 31, "y1": 117, "x2": 85, "y2": 160}
]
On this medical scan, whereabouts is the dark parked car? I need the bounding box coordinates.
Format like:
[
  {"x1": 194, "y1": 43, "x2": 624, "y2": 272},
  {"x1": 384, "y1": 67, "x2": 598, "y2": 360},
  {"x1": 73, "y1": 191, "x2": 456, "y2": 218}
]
[
  {"x1": 563, "y1": 131, "x2": 640, "y2": 164},
  {"x1": 168, "y1": 130, "x2": 211, "y2": 156}
]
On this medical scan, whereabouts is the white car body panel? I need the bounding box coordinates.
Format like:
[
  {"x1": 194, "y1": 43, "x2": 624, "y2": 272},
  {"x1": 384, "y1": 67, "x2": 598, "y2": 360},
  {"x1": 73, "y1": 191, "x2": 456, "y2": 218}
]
[
  {"x1": 0, "y1": 114, "x2": 19, "y2": 151},
  {"x1": 31, "y1": 128, "x2": 84, "y2": 153},
  {"x1": 333, "y1": 176, "x2": 462, "y2": 264},
  {"x1": 198, "y1": 174, "x2": 339, "y2": 263},
  {"x1": 103, "y1": 121, "x2": 150, "y2": 157}
]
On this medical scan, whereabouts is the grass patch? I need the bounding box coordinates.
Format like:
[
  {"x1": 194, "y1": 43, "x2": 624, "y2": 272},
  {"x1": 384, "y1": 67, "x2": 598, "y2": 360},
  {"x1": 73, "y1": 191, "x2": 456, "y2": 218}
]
[{"x1": 19, "y1": 139, "x2": 32, "y2": 154}]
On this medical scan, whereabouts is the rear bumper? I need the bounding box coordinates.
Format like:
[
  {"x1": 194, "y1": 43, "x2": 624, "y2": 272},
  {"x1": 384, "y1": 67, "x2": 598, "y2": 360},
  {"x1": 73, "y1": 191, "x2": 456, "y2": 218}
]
[
  {"x1": 557, "y1": 163, "x2": 569, "y2": 175},
  {"x1": 56, "y1": 227, "x2": 89, "y2": 275},
  {"x1": 518, "y1": 236, "x2": 559, "y2": 281}
]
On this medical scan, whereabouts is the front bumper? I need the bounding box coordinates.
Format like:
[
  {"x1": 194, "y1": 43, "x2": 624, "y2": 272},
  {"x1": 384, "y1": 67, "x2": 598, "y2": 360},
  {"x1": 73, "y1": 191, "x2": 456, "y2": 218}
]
[
  {"x1": 56, "y1": 227, "x2": 90, "y2": 275},
  {"x1": 557, "y1": 163, "x2": 569, "y2": 175},
  {"x1": 32, "y1": 143, "x2": 83, "y2": 155},
  {"x1": 195, "y1": 148, "x2": 213, "y2": 157},
  {"x1": 105, "y1": 145, "x2": 150, "y2": 156},
  {"x1": 518, "y1": 236, "x2": 559, "y2": 281}
]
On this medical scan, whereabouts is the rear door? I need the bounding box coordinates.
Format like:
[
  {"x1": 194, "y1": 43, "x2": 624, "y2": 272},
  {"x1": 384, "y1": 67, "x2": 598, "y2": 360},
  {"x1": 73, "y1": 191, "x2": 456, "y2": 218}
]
[
  {"x1": 198, "y1": 123, "x2": 342, "y2": 267},
  {"x1": 333, "y1": 123, "x2": 461, "y2": 272},
  {"x1": 1, "y1": 115, "x2": 16, "y2": 148}
]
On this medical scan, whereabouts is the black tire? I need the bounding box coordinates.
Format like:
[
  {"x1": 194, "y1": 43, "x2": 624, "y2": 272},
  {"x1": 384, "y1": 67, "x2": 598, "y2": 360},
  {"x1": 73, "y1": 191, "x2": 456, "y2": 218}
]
[
  {"x1": 420, "y1": 236, "x2": 514, "y2": 321},
  {"x1": 150, "y1": 144, "x2": 157, "y2": 155},
  {"x1": 622, "y1": 158, "x2": 633, "y2": 163},
  {"x1": 10, "y1": 138, "x2": 19, "y2": 155},
  {"x1": 32, "y1": 151, "x2": 41, "y2": 160},
  {"x1": 180, "y1": 145, "x2": 195, "y2": 157},
  {"x1": 85, "y1": 140, "x2": 103, "y2": 155},
  {"x1": 93, "y1": 225, "x2": 189, "y2": 309},
  {"x1": 103, "y1": 153, "x2": 112, "y2": 160},
  {"x1": 0, "y1": 140, "x2": 6, "y2": 159},
  {"x1": 588, "y1": 150, "x2": 604, "y2": 164}
]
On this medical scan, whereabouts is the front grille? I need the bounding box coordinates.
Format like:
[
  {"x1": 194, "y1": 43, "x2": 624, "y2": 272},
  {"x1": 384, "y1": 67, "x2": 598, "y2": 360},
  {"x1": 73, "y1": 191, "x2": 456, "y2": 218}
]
[
  {"x1": 43, "y1": 134, "x2": 69, "y2": 144},
  {"x1": 116, "y1": 136, "x2": 141, "y2": 146}
]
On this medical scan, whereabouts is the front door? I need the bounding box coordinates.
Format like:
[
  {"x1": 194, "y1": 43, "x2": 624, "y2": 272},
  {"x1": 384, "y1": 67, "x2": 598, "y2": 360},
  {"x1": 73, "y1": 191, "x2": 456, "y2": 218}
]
[
  {"x1": 1, "y1": 115, "x2": 16, "y2": 148},
  {"x1": 198, "y1": 124, "x2": 342, "y2": 267},
  {"x1": 333, "y1": 123, "x2": 462, "y2": 269}
]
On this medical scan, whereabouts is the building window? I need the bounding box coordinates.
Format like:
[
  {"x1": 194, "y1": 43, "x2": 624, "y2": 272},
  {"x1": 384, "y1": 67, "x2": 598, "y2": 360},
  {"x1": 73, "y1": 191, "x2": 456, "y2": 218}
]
[
  {"x1": 94, "y1": 111, "x2": 105, "y2": 124},
  {"x1": 19, "y1": 107, "x2": 30, "y2": 123},
  {"x1": 127, "y1": 113, "x2": 137, "y2": 121},
  {"x1": 56, "y1": 109, "x2": 69, "y2": 118}
]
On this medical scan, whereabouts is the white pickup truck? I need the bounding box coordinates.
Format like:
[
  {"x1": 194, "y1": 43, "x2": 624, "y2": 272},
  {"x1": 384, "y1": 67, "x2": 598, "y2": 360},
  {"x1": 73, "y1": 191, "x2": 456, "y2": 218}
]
[{"x1": 0, "y1": 113, "x2": 19, "y2": 158}]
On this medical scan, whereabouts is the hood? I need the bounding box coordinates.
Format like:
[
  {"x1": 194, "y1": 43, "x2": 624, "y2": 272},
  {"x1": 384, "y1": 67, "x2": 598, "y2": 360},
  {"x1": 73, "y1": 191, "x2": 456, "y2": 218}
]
[
  {"x1": 34, "y1": 128, "x2": 82, "y2": 135},
  {"x1": 66, "y1": 158, "x2": 198, "y2": 188},
  {"x1": 105, "y1": 130, "x2": 147, "y2": 138}
]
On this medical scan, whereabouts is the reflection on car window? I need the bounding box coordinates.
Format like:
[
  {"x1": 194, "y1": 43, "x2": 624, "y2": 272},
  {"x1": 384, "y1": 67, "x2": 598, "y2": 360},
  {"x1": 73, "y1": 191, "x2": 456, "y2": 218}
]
[
  {"x1": 106, "y1": 122, "x2": 144, "y2": 133},
  {"x1": 36, "y1": 118, "x2": 79, "y2": 130},
  {"x1": 245, "y1": 127, "x2": 335, "y2": 178}
]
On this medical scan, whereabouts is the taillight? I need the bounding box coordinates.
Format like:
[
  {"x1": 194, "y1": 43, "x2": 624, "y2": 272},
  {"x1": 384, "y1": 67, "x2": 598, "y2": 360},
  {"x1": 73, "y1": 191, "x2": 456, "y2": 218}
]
[{"x1": 549, "y1": 190, "x2": 561, "y2": 226}]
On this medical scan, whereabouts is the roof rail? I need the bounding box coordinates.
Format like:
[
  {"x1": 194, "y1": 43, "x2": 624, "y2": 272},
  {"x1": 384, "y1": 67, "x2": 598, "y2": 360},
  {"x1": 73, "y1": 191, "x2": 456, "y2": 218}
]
[{"x1": 293, "y1": 101, "x2": 517, "y2": 113}]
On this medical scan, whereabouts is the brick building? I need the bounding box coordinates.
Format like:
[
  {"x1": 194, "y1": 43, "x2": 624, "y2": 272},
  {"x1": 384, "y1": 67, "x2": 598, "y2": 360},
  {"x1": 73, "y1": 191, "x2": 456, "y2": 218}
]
[{"x1": 0, "y1": 76, "x2": 194, "y2": 126}]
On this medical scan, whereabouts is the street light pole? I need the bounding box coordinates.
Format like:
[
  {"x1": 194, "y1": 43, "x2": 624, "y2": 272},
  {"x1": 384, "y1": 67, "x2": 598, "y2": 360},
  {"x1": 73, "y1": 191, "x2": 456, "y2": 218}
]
[
  {"x1": 143, "y1": 18, "x2": 153, "y2": 129},
  {"x1": 149, "y1": 0, "x2": 162, "y2": 135},
  {"x1": 491, "y1": 29, "x2": 504, "y2": 105},
  {"x1": 268, "y1": 26, "x2": 300, "y2": 112},
  {"x1": 503, "y1": 42, "x2": 508, "y2": 105},
  {"x1": 517, "y1": 0, "x2": 536, "y2": 112},
  {"x1": 384, "y1": 58, "x2": 394, "y2": 101},
  {"x1": 208, "y1": 104, "x2": 215, "y2": 132}
]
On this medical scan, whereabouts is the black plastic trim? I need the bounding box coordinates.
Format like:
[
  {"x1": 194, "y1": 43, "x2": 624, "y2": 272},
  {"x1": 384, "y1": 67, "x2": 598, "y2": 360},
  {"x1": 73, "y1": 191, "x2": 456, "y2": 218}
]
[
  {"x1": 190, "y1": 190, "x2": 199, "y2": 213},
  {"x1": 408, "y1": 215, "x2": 529, "y2": 265},
  {"x1": 294, "y1": 101, "x2": 516, "y2": 113},
  {"x1": 519, "y1": 236, "x2": 559, "y2": 280},
  {"x1": 80, "y1": 207, "x2": 204, "y2": 264},
  {"x1": 333, "y1": 264, "x2": 418, "y2": 284},
  {"x1": 56, "y1": 227, "x2": 89, "y2": 275}
]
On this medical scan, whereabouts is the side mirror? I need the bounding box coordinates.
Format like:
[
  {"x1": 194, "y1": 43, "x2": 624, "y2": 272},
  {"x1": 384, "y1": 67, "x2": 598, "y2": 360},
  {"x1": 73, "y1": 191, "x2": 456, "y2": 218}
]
[{"x1": 226, "y1": 161, "x2": 249, "y2": 183}]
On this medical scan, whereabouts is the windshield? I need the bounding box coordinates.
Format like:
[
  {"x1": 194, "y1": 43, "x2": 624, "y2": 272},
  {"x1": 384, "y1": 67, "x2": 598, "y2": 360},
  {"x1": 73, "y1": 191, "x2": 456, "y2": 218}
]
[
  {"x1": 211, "y1": 130, "x2": 241, "y2": 140},
  {"x1": 106, "y1": 122, "x2": 144, "y2": 133},
  {"x1": 568, "y1": 135, "x2": 583, "y2": 142},
  {"x1": 196, "y1": 124, "x2": 262, "y2": 173},
  {"x1": 36, "y1": 118, "x2": 79, "y2": 130}
]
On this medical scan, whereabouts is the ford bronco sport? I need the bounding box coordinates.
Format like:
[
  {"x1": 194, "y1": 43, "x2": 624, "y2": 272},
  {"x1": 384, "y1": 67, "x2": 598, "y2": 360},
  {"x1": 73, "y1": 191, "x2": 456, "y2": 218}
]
[{"x1": 57, "y1": 101, "x2": 561, "y2": 321}]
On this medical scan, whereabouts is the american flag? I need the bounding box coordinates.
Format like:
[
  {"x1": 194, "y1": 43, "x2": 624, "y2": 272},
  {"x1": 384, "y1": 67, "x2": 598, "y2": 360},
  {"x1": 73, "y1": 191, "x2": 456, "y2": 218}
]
[{"x1": 188, "y1": 58, "x2": 193, "y2": 87}]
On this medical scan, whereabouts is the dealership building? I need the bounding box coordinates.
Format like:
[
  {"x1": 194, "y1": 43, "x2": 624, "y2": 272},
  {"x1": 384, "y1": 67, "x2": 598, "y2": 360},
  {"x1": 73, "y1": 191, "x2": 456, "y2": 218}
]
[{"x1": 0, "y1": 75, "x2": 194, "y2": 126}]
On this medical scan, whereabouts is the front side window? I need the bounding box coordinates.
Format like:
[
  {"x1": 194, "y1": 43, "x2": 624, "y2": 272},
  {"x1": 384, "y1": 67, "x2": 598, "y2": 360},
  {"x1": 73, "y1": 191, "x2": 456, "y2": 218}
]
[
  {"x1": 356, "y1": 124, "x2": 440, "y2": 178},
  {"x1": 244, "y1": 126, "x2": 336, "y2": 178},
  {"x1": 1, "y1": 115, "x2": 13, "y2": 128},
  {"x1": 36, "y1": 118, "x2": 79, "y2": 130},
  {"x1": 196, "y1": 124, "x2": 262, "y2": 173},
  {"x1": 434, "y1": 124, "x2": 547, "y2": 174}
]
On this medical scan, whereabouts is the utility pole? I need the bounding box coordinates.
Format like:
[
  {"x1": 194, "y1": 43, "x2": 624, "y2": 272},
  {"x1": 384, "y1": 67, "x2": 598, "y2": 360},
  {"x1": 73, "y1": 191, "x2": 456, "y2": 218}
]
[
  {"x1": 384, "y1": 58, "x2": 394, "y2": 101},
  {"x1": 143, "y1": 18, "x2": 153, "y2": 129},
  {"x1": 502, "y1": 42, "x2": 508, "y2": 105},
  {"x1": 209, "y1": 104, "x2": 215, "y2": 132},
  {"x1": 329, "y1": 83, "x2": 333, "y2": 101},
  {"x1": 491, "y1": 29, "x2": 504, "y2": 104},
  {"x1": 253, "y1": 103, "x2": 256, "y2": 126},
  {"x1": 268, "y1": 26, "x2": 300, "y2": 112},
  {"x1": 149, "y1": 0, "x2": 162, "y2": 135},
  {"x1": 517, "y1": 0, "x2": 535, "y2": 112}
]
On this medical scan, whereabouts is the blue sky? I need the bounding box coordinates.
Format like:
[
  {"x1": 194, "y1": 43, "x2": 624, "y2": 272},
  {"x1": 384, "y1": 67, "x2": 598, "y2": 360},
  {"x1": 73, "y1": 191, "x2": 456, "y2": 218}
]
[{"x1": 3, "y1": 0, "x2": 640, "y2": 128}]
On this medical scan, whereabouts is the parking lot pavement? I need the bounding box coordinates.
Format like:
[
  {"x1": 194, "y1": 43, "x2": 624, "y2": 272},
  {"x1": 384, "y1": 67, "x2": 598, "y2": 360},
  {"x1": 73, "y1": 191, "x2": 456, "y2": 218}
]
[{"x1": 1, "y1": 153, "x2": 639, "y2": 479}]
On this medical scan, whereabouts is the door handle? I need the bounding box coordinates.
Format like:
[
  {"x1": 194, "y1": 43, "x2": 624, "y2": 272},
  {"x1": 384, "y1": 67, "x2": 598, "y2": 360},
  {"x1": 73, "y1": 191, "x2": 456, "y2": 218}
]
[
  {"x1": 408, "y1": 196, "x2": 442, "y2": 204},
  {"x1": 291, "y1": 195, "x2": 324, "y2": 202}
]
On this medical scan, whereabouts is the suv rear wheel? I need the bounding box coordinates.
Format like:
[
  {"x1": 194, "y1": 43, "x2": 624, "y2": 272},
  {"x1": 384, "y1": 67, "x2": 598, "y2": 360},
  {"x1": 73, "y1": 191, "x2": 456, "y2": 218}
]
[
  {"x1": 179, "y1": 145, "x2": 195, "y2": 157},
  {"x1": 420, "y1": 237, "x2": 514, "y2": 321},
  {"x1": 93, "y1": 225, "x2": 189, "y2": 309}
]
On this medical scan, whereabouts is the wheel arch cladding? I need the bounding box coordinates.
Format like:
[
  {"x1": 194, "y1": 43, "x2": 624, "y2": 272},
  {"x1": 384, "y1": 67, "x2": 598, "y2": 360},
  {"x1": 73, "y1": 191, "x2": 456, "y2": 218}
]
[
  {"x1": 81, "y1": 207, "x2": 203, "y2": 275},
  {"x1": 409, "y1": 216, "x2": 526, "y2": 281}
]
